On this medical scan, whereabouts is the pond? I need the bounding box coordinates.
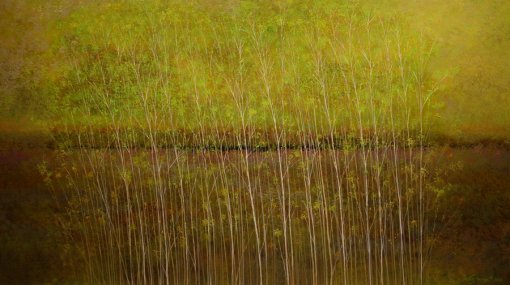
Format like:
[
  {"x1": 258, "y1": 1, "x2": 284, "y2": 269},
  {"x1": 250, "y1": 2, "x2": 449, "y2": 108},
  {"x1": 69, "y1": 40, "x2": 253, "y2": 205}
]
[{"x1": 1, "y1": 146, "x2": 509, "y2": 284}]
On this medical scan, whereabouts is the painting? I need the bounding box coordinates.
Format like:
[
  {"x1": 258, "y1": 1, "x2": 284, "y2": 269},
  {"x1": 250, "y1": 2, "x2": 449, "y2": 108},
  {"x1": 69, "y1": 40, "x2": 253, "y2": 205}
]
[{"x1": 1, "y1": 1, "x2": 509, "y2": 284}]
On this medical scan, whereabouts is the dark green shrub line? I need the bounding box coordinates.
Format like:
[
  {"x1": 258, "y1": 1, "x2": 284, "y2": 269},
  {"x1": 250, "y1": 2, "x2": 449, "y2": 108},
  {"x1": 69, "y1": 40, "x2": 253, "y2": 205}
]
[{"x1": 0, "y1": 127, "x2": 502, "y2": 151}]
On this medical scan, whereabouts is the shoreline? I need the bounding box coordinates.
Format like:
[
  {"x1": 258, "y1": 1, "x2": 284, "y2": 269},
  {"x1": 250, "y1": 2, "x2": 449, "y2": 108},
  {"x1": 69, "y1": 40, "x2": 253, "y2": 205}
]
[{"x1": 1, "y1": 129, "x2": 509, "y2": 151}]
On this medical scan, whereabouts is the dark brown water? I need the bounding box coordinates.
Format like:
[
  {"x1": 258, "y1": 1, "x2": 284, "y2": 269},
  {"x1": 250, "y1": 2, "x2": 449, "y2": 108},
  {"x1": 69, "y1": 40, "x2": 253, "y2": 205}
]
[{"x1": 0, "y1": 147, "x2": 509, "y2": 284}]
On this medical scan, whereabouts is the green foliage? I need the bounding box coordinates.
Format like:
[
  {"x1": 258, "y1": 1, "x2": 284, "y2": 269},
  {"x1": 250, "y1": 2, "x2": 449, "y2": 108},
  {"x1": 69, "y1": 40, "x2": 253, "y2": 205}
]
[
  {"x1": 2, "y1": 0, "x2": 510, "y2": 144},
  {"x1": 37, "y1": 0, "x2": 435, "y2": 143}
]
